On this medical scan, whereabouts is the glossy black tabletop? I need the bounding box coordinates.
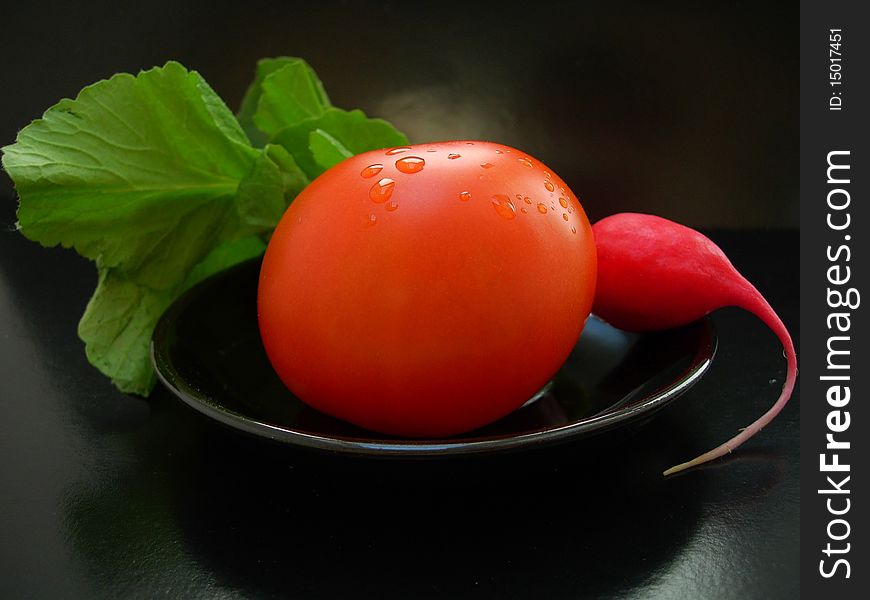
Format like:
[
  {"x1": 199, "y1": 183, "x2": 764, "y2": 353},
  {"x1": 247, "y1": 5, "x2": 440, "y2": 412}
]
[{"x1": 0, "y1": 192, "x2": 798, "y2": 598}]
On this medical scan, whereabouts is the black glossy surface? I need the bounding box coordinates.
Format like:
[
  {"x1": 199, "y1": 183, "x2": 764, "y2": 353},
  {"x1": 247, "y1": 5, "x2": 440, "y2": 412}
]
[
  {"x1": 1, "y1": 189, "x2": 799, "y2": 598},
  {"x1": 152, "y1": 259, "x2": 715, "y2": 456}
]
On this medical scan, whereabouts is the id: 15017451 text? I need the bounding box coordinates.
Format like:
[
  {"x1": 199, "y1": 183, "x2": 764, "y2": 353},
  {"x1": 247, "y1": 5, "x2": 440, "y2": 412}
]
[{"x1": 829, "y1": 29, "x2": 843, "y2": 111}]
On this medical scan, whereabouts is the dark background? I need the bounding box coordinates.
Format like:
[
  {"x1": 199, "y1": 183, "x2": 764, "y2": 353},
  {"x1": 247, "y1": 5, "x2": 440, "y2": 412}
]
[
  {"x1": 1, "y1": 0, "x2": 798, "y2": 228},
  {"x1": 1, "y1": 2, "x2": 799, "y2": 599}
]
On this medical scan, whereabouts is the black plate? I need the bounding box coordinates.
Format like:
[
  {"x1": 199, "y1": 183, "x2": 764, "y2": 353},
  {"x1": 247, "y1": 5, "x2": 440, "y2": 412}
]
[{"x1": 151, "y1": 259, "x2": 716, "y2": 457}]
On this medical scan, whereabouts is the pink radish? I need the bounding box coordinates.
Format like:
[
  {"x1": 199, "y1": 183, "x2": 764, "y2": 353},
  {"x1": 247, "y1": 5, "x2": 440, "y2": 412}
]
[{"x1": 591, "y1": 213, "x2": 797, "y2": 476}]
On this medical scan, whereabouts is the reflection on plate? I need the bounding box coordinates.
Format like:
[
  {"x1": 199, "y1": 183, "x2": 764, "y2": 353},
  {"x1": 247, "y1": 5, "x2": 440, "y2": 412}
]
[{"x1": 151, "y1": 259, "x2": 715, "y2": 457}]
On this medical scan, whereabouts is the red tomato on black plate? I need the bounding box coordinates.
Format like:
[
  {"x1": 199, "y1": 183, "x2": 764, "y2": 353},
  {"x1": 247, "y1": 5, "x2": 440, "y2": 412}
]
[{"x1": 258, "y1": 141, "x2": 597, "y2": 437}]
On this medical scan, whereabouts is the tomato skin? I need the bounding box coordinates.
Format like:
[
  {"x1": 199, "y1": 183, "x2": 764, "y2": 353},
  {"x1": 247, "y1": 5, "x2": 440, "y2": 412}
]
[{"x1": 258, "y1": 141, "x2": 596, "y2": 437}]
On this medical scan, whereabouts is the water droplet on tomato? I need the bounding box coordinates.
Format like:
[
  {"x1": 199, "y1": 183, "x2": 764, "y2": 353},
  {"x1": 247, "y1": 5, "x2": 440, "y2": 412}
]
[
  {"x1": 495, "y1": 149, "x2": 503, "y2": 154},
  {"x1": 480, "y1": 162, "x2": 494, "y2": 169},
  {"x1": 426, "y1": 148, "x2": 438, "y2": 152},
  {"x1": 361, "y1": 164, "x2": 383, "y2": 178},
  {"x1": 490, "y1": 194, "x2": 516, "y2": 220},
  {"x1": 465, "y1": 142, "x2": 475, "y2": 145},
  {"x1": 536, "y1": 203, "x2": 548, "y2": 214},
  {"x1": 369, "y1": 178, "x2": 395, "y2": 203},
  {"x1": 518, "y1": 157, "x2": 533, "y2": 168},
  {"x1": 571, "y1": 226, "x2": 577, "y2": 234},
  {"x1": 521, "y1": 207, "x2": 528, "y2": 214},
  {"x1": 448, "y1": 153, "x2": 461, "y2": 159},
  {"x1": 395, "y1": 156, "x2": 425, "y2": 174},
  {"x1": 385, "y1": 199, "x2": 399, "y2": 212},
  {"x1": 385, "y1": 146, "x2": 411, "y2": 156},
  {"x1": 562, "y1": 213, "x2": 569, "y2": 221},
  {"x1": 544, "y1": 181, "x2": 555, "y2": 192},
  {"x1": 524, "y1": 196, "x2": 532, "y2": 204},
  {"x1": 367, "y1": 213, "x2": 378, "y2": 226},
  {"x1": 559, "y1": 197, "x2": 568, "y2": 208},
  {"x1": 459, "y1": 191, "x2": 472, "y2": 202}
]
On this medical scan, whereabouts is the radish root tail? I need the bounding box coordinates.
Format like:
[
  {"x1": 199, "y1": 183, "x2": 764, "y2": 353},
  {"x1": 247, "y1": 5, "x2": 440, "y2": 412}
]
[{"x1": 662, "y1": 290, "x2": 797, "y2": 476}]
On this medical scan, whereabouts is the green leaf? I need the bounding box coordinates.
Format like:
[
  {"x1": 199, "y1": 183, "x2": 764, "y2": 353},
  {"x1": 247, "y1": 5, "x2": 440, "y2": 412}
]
[
  {"x1": 237, "y1": 58, "x2": 294, "y2": 144},
  {"x1": 272, "y1": 107, "x2": 409, "y2": 178},
  {"x1": 313, "y1": 108, "x2": 409, "y2": 156},
  {"x1": 2, "y1": 57, "x2": 410, "y2": 397},
  {"x1": 182, "y1": 235, "x2": 267, "y2": 292},
  {"x1": 4, "y1": 62, "x2": 256, "y2": 269},
  {"x1": 237, "y1": 57, "x2": 330, "y2": 147},
  {"x1": 240, "y1": 57, "x2": 406, "y2": 178},
  {"x1": 309, "y1": 129, "x2": 353, "y2": 172},
  {"x1": 265, "y1": 143, "x2": 309, "y2": 199},
  {"x1": 77, "y1": 196, "x2": 245, "y2": 393},
  {"x1": 78, "y1": 270, "x2": 172, "y2": 394},
  {"x1": 236, "y1": 144, "x2": 306, "y2": 230},
  {"x1": 1, "y1": 61, "x2": 289, "y2": 395},
  {"x1": 250, "y1": 58, "x2": 332, "y2": 139}
]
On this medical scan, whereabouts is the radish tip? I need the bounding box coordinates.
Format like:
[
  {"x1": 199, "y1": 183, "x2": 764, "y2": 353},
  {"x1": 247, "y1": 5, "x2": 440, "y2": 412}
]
[{"x1": 662, "y1": 461, "x2": 693, "y2": 477}]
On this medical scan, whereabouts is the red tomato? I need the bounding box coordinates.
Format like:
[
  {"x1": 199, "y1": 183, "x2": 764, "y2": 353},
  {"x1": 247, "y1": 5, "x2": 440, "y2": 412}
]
[{"x1": 258, "y1": 141, "x2": 597, "y2": 437}]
